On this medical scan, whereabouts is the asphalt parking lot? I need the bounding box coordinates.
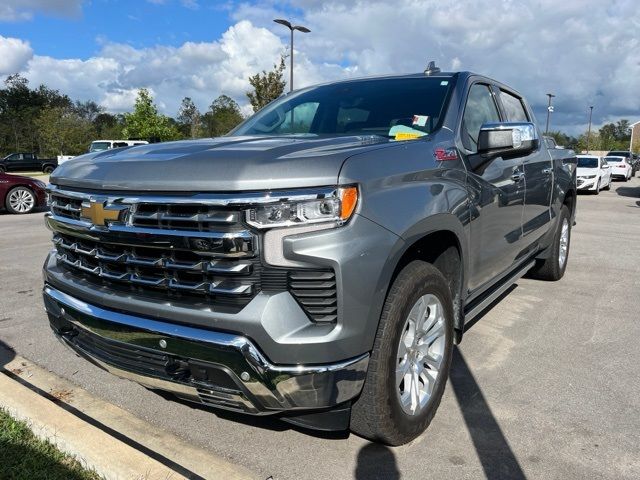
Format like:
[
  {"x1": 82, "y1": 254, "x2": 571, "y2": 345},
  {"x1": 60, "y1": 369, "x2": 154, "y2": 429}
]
[{"x1": 1, "y1": 179, "x2": 639, "y2": 480}]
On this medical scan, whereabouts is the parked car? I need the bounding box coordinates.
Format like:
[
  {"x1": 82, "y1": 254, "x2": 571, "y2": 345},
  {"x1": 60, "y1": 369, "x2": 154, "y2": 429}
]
[
  {"x1": 0, "y1": 153, "x2": 58, "y2": 174},
  {"x1": 607, "y1": 150, "x2": 637, "y2": 176},
  {"x1": 43, "y1": 69, "x2": 576, "y2": 446},
  {"x1": 89, "y1": 139, "x2": 149, "y2": 153},
  {"x1": 0, "y1": 172, "x2": 47, "y2": 214},
  {"x1": 57, "y1": 155, "x2": 76, "y2": 165},
  {"x1": 605, "y1": 155, "x2": 633, "y2": 181},
  {"x1": 576, "y1": 155, "x2": 611, "y2": 194}
]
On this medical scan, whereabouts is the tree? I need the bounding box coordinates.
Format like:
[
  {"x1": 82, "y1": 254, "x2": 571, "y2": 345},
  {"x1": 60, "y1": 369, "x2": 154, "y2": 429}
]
[
  {"x1": 177, "y1": 97, "x2": 202, "y2": 138},
  {"x1": 74, "y1": 100, "x2": 104, "y2": 122},
  {"x1": 35, "y1": 106, "x2": 96, "y2": 156},
  {"x1": 246, "y1": 55, "x2": 286, "y2": 112},
  {"x1": 122, "y1": 89, "x2": 180, "y2": 141},
  {"x1": 93, "y1": 112, "x2": 124, "y2": 139},
  {"x1": 203, "y1": 95, "x2": 244, "y2": 137}
]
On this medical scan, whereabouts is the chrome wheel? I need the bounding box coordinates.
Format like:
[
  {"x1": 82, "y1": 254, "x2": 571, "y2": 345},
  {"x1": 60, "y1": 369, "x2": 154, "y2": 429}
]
[
  {"x1": 396, "y1": 294, "x2": 446, "y2": 416},
  {"x1": 8, "y1": 188, "x2": 35, "y2": 213},
  {"x1": 558, "y1": 218, "x2": 569, "y2": 269}
]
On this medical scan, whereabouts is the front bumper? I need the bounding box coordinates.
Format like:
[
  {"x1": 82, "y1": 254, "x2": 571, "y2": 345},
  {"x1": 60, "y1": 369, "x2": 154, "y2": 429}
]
[{"x1": 43, "y1": 285, "x2": 368, "y2": 415}]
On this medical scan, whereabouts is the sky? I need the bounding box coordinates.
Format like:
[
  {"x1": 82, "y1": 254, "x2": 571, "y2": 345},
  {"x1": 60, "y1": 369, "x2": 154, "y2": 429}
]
[{"x1": 1, "y1": 0, "x2": 639, "y2": 135}]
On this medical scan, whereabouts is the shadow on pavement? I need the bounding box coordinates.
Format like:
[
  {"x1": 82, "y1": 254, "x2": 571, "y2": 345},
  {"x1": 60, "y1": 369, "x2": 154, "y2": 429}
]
[
  {"x1": 615, "y1": 185, "x2": 640, "y2": 198},
  {"x1": 354, "y1": 443, "x2": 400, "y2": 480},
  {"x1": 450, "y1": 349, "x2": 526, "y2": 480},
  {"x1": 0, "y1": 339, "x2": 16, "y2": 370}
]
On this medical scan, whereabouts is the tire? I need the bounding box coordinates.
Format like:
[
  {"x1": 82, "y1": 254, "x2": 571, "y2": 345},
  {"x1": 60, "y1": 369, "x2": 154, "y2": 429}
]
[
  {"x1": 593, "y1": 180, "x2": 600, "y2": 195},
  {"x1": 43, "y1": 165, "x2": 55, "y2": 174},
  {"x1": 5, "y1": 186, "x2": 36, "y2": 214},
  {"x1": 604, "y1": 178, "x2": 611, "y2": 190},
  {"x1": 350, "y1": 260, "x2": 454, "y2": 446},
  {"x1": 528, "y1": 205, "x2": 571, "y2": 281}
]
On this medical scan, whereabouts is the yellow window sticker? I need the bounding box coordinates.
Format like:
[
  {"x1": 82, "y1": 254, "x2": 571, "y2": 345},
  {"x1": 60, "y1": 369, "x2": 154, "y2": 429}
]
[{"x1": 395, "y1": 132, "x2": 422, "y2": 140}]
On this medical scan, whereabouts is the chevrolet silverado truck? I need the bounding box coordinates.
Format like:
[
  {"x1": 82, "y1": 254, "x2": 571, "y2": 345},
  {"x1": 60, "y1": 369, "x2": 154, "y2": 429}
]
[
  {"x1": 42, "y1": 69, "x2": 576, "y2": 445},
  {"x1": 1, "y1": 152, "x2": 58, "y2": 174}
]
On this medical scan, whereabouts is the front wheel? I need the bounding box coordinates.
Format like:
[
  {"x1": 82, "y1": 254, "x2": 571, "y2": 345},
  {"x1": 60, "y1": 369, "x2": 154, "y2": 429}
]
[
  {"x1": 6, "y1": 186, "x2": 36, "y2": 214},
  {"x1": 43, "y1": 165, "x2": 55, "y2": 174},
  {"x1": 528, "y1": 205, "x2": 571, "y2": 281},
  {"x1": 350, "y1": 261, "x2": 454, "y2": 446},
  {"x1": 593, "y1": 180, "x2": 600, "y2": 195}
]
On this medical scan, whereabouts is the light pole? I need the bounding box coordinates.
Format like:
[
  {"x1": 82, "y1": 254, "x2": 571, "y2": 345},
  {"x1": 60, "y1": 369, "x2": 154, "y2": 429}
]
[
  {"x1": 545, "y1": 93, "x2": 555, "y2": 134},
  {"x1": 586, "y1": 105, "x2": 594, "y2": 153},
  {"x1": 274, "y1": 19, "x2": 310, "y2": 92}
]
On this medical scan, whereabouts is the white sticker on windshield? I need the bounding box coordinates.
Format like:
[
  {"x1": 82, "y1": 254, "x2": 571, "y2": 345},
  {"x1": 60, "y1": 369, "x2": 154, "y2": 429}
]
[
  {"x1": 412, "y1": 115, "x2": 429, "y2": 127},
  {"x1": 440, "y1": 80, "x2": 449, "y2": 86}
]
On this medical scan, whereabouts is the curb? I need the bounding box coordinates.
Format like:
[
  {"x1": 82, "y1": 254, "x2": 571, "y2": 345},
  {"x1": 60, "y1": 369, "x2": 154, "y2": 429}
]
[{"x1": 0, "y1": 348, "x2": 257, "y2": 480}]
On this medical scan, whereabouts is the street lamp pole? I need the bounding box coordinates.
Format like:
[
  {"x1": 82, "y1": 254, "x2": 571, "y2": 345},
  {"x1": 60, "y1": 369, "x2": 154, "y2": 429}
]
[
  {"x1": 587, "y1": 105, "x2": 594, "y2": 153},
  {"x1": 545, "y1": 93, "x2": 555, "y2": 134},
  {"x1": 274, "y1": 19, "x2": 311, "y2": 92}
]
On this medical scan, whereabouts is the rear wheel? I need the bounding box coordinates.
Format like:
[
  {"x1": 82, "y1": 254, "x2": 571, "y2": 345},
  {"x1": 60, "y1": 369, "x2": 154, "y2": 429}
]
[
  {"x1": 6, "y1": 186, "x2": 35, "y2": 214},
  {"x1": 528, "y1": 205, "x2": 571, "y2": 281},
  {"x1": 43, "y1": 165, "x2": 55, "y2": 174},
  {"x1": 350, "y1": 261, "x2": 454, "y2": 446}
]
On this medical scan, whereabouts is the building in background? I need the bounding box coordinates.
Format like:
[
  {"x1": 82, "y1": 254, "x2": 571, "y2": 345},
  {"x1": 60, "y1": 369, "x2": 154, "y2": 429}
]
[{"x1": 631, "y1": 121, "x2": 640, "y2": 153}]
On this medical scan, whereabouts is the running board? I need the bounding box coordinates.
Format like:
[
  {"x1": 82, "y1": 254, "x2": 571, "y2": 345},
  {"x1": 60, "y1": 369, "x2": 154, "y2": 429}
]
[{"x1": 463, "y1": 260, "x2": 535, "y2": 326}]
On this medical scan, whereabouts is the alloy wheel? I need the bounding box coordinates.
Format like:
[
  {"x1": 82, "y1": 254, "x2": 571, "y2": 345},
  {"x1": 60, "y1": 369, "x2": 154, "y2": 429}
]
[
  {"x1": 558, "y1": 218, "x2": 569, "y2": 269},
  {"x1": 8, "y1": 188, "x2": 35, "y2": 213},
  {"x1": 396, "y1": 294, "x2": 446, "y2": 416}
]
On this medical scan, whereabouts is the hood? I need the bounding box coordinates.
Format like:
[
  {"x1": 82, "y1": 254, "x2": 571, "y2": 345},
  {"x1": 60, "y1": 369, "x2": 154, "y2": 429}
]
[
  {"x1": 576, "y1": 167, "x2": 599, "y2": 176},
  {"x1": 51, "y1": 135, "x2": 393, "y2": 192}
]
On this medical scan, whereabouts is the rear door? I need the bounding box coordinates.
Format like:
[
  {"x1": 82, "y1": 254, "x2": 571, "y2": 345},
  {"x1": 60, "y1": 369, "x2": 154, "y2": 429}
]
[
  {"x1": 461, "y1": 83, "x2": 526, "y2": 291},
  {"x1": 497, "y1": 89, "x2": 552, "y2": 244}
]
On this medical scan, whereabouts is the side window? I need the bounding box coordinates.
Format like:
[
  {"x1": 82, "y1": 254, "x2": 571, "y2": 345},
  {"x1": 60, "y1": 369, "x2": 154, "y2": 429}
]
[
  {"x1": 499, "y1": 90, "x2": 529, "y2": 122},
  {"x1": 461, "y1": 84, "x2": 501, "y2": 152},
  {"x1": 6, "y1": 154, "x2": 19, "y2": 161}
]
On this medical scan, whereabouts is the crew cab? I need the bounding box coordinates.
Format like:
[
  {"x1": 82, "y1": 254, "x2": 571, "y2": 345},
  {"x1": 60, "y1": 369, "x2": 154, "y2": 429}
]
[
  {"x1": 1, "y1": 153, "x2": 58, "y2": 174},
  {"x1": 42, "y1": 69, "x2": 576, "y2": 446}
]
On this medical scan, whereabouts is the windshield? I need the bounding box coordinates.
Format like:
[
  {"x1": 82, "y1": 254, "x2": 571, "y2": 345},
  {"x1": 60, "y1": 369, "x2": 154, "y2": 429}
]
[
  {"x1": 577, "y1": 157, "x2": 598, "y2": 168},
  {"x1": 607, "y1": 151, "x2": 629, "y2": 157},
  {"x1": 231, "y1": 77, "x2": 455, "y2": 138},
  {"x1": 89, "y1": 141, "x2": 111, "y2": 152}
]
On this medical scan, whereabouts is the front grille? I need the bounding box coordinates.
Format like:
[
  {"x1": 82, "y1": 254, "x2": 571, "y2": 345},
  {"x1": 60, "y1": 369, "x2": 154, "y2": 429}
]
[
  {"x1": 50, "y1": 192, "x2": 82, "y2": 220},
  {"x1": 288, "y1": 270, "x2": 338, "y2": 323},
  {"x1": 131, "y1": 204, "x2": 242, "y2": 232},
  {"x1": 54, "y1": 233, "x2": 258, "y2": 308},
  {"x1": 48, "y1": 188, "x2": 338, "y2": 321}
]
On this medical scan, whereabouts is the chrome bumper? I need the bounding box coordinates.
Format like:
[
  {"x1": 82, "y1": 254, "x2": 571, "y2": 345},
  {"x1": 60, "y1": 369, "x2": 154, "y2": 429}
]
[{"x1": 43, "y1": 286, "x2": 368, "y2": 415}]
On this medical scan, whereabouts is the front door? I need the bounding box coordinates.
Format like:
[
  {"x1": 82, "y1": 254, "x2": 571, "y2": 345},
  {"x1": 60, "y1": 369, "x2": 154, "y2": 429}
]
[{"x1": 460, "y1": 83, "x2": 525, "y2": 292}]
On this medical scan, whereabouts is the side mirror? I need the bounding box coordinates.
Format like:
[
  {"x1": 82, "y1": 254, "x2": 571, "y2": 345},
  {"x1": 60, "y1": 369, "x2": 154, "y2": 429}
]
[{"x1": 477, "y1": 122, "x2": 539, "y2": 158}]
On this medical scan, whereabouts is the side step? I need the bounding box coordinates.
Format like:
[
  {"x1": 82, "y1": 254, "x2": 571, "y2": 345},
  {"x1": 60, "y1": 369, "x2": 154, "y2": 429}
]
[{"x1": 463, "y1": 260, "x2": 535, "y2": 326}]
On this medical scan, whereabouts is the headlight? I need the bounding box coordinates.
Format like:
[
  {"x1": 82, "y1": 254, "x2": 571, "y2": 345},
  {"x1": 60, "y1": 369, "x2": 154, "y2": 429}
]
[{"x1": 246, "y1": 186, "x2": 358, "y2": 229}]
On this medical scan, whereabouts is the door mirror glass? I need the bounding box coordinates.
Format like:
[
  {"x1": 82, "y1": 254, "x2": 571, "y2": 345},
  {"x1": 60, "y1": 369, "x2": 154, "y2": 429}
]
[{"x1": 477, "y1": 122, "x2": 539, "y2": 158}]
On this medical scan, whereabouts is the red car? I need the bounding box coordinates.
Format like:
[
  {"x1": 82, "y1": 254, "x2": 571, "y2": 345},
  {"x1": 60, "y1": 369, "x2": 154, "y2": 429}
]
[{"x1": 0, "y1": 172, "x2": 47, "y2": 214}]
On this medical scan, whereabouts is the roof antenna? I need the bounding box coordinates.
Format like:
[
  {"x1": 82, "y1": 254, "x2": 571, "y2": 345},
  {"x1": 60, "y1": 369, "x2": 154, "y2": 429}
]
[{"x1": 424, "y1": 61, "x2": 441, "y2": 76}]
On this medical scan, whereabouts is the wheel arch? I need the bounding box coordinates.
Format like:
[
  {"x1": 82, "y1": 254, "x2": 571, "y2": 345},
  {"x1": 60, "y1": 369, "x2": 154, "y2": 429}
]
[{"x1": 380, "y1": 214, "x2": 469, "y2": 334}]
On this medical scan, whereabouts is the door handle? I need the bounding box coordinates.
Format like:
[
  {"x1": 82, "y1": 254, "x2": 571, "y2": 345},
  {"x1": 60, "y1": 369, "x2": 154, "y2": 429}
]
[
  {"x1": 542, "y1": 168, "x2": 552, "y2": 175},
  {"x1": 511, "y1": 172, "x2": 525, "y2": 182}
]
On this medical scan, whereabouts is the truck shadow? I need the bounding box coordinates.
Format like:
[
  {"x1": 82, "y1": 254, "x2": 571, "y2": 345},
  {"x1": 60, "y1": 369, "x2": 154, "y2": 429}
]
[
  {"x1": 0, "y1": 339, "x2": 16, "y2": 370},
  {"x1": 615, "y1": 185, "x2": 640, "y2": 198},
  {"x1": 450, "y1": 349, "x2": 527, "y2": 480}
]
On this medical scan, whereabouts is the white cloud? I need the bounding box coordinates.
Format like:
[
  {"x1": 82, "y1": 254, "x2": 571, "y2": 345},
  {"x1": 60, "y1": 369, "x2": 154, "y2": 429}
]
[
  {"x1": 0, "y1": 0, "x2": 82, "y2": 21},
  {"x1": 4, "y1": 0, "x2": 640, "y2": 134},
  {"x1": 0, "y1": 36, "x2": 33, "y2": 74}
]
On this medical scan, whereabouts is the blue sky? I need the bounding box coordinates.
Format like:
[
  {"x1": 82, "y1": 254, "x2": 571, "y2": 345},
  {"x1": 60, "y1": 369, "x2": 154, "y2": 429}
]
[
  {"x1": 1, "y1": 0, "x2": 639, "y2": 134},
  {"x1": 1, "y1": 1, "x2": 243, "y2": 58}
]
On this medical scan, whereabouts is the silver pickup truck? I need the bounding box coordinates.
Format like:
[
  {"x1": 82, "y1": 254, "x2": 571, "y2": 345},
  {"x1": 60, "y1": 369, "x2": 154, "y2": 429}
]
[{"x1": 42, "y1": 68, "x2": 576, "y2": 445}]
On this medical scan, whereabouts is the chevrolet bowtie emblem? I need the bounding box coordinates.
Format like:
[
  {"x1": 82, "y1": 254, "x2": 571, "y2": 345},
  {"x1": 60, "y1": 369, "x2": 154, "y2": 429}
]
[{"x1": 81, "y1": 199, "x2": 126, "y2": 226}]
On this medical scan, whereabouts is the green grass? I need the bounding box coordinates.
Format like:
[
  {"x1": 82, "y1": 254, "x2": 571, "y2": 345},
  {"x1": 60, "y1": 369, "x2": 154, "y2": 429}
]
[{"x1": 0, "y1": 408, "x2": 102, "y2": 480}]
